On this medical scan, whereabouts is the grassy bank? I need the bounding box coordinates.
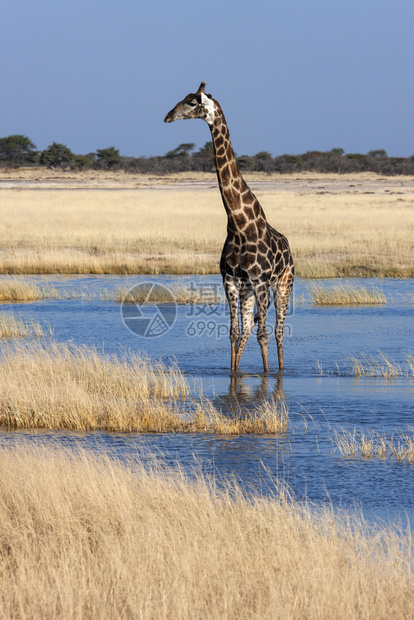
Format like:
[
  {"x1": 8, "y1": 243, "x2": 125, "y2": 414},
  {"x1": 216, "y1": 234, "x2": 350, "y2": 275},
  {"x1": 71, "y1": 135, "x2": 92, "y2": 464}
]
[
  {"x1": 0, "y1": 342, "x2": 288, "y2": 434},
  {"x1": 0, "y1": 444, "x2": 412, "y2": 619},
  {"x1": 0, "y1": 343, "x2": 188, "y2": 431},
  {"x1": 0, "y1": 172, "x2": 413, "y2": 277},
  {"x1": 308, "y1": 283, "x2": 387, "y2": 305},
  {"x1": 0, "y1": 278, "x2": 223, "y2": 304}
]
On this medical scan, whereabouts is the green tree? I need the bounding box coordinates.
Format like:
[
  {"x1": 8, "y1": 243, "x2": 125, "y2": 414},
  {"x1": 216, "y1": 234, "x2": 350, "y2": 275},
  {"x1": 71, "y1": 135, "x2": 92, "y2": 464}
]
[
  {"x1": 165, "y1": 143, "x2": 195, "y2": 158},
  {"x1": 237, "y1": 154, "x2": 255, "y2": 170},
  {"x1": 330, "y1": 148, "x2": 344, "y2": 156},
  {"x1": 40, "y1": 142, "x2": 74, "y2": 169},
  {"x1": 255, "y1": 151, "x2": 273, "y2": 160},
  {"x1": 73, "y1": 153, "x2": 96, "y2": 170},
  {"x1": 254, "y1": 151, "x2": 274, "y2": 172},
  {"x1": 95, "y1": 146, "x2": 121, "y2": 169},
  {"x1": 0, "y1": 135, "x2": 37, "y2": 167},
  {"x1": 198, "y1": 141, "x2": 214, "y2": 156},
  {"x1": 192, "y1": 141, "x2": 215, "y2": 171},
  {"x1": 346, "y1": 153, "x2": 364, "y2": 159},
  {"x1": 368, "y1": 149, "x2": 387, "y2": 158}
]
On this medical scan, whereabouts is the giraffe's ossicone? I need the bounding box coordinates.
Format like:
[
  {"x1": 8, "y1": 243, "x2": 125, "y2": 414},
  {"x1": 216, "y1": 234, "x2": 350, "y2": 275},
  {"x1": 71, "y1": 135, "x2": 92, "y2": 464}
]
[{"x1": 165, "y1": 82, "x2": 294, "y2": 372}]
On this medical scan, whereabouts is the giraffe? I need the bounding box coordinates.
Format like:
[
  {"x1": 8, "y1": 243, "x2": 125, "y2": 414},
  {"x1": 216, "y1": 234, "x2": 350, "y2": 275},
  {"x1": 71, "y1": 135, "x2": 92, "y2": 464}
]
[{"x1": 165, "y1": 82, "x2": 294, "y2": 373}]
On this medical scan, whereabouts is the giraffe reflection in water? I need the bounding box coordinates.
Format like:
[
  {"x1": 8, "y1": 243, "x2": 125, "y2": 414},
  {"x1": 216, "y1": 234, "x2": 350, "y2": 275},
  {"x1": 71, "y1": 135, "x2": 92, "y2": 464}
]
[{"x1": 211, "y1": 373, "x2": 285, "y2": 417}]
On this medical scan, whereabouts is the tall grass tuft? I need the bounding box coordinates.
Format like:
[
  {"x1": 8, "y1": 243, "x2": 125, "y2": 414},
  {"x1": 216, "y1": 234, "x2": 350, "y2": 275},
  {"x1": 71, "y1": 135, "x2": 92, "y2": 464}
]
[
  {"x1": 0, "y1": 277, "x2": 59, "y2": 301},
  {"x1": 308, "y1": 283, "x2": 387, "y2": 305},
  {"x1": 332, "y1": 427, "x2": 414, "y2": 463},
  {"x1": 0, "y1": 311, "x2": 48, "y2": 339},
  {"x1": 318, "y1": 351, "x2": 414, "y2": 378},
  {"x1": 0, "y1": 278, "x2": 43, "y2": 301},
  {"x1": 191, "y1": 397, "x2": 289, "y2": 435},
  {"x1": 0, "y1": 444, "x2": 413, "y2": 619},
  {"x1": 349, "y1": 351, "x2": 414, "y2": 378}
]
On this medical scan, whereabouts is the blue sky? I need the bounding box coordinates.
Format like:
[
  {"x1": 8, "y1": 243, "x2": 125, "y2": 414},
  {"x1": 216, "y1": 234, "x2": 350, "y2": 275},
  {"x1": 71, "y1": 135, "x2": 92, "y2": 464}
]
[{"x1": 1, "y1": 0, "x2": 413, "y2": 157}]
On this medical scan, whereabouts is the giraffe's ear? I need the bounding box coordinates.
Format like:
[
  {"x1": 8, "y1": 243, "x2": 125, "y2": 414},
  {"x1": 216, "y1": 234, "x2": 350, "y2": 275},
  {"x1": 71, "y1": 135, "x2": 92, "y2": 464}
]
[{"x1": 196, "y1": 82, "x2": 206, "y2": 95}]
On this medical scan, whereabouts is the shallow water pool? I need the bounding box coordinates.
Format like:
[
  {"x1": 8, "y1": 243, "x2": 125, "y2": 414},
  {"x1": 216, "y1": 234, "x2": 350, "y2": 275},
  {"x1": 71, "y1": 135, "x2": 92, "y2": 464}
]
[{"x1": 1, "y1": 275, "x2": 413, "y2": 527}]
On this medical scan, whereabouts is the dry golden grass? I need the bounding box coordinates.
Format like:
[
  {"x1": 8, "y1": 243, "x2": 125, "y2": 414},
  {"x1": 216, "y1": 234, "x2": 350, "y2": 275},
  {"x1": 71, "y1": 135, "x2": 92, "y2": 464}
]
[
  {"x1": 308, "y1": 283, "x2": 387, "y2": 305},
  {"x1": 115, "y1": 281, "x2": 225, "y2": 304},
  {"x1": 0, "y1": 277, "x2": 221, "y2": 304},
  {"x1": 0, "y1": 171, "x2": 413, "y2": 276},
  {"x1": 0, "y1": 342, "x2": 188, "y2": 431},
  {"x1": 317, "y1": 351, "x2": 414, "y2": 378},
  {"x1": 0, "y1": 277, "x2": 105, "y2": 301},
  {"x1": 0, "y1": 249, "x2": 218, "y2": 275},
  {"x1": 0, "y1": 310, "x2": 48, "y2": 339},
  {"x1": 0, "y1": 186, "x2": 222, "y2": 275},
  {"x1": 0, "y1": 342, "x2": 288, "y2": 434},
  {"x1": 187, "y1": 397, "x2": 289, "y2": 435},
  {"x1": 349, "y1": 351, "x2": 414, "y2": 378},
  {"x1": 332, "y1": 427, "x2": 414, "y2": 463},
  {"x1": 0, "y1": 443, "x2": 413, "y2": 619},
  {"x1": 0, "y1": 277, "x2": 59, "y2": 301}
]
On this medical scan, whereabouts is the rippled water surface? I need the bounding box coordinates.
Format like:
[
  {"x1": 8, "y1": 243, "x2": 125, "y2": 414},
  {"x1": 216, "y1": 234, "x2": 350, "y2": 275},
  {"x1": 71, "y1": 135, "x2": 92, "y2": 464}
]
[{"x1": 1, "y1": 275, "x2": 413, "y2": 526}]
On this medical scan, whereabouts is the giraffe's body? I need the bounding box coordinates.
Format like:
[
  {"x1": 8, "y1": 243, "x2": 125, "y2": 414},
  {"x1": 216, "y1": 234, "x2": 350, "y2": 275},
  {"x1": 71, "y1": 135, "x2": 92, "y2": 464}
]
[{"x1": 165, "y1": 82, "x2": 294, "y2": 372}]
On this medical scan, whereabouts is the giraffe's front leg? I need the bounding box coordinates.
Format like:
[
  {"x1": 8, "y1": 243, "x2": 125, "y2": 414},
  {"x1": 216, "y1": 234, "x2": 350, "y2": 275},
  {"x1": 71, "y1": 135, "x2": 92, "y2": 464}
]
[
  {"x1": 235, "y1": 287, "x2": 256, "y2": 370},
  {"x1": 255, "y1": 283, "x2": 270, "y2": 373},
  {"x1": 224, "y1": 281, "x2": 240, "y2": 372}
]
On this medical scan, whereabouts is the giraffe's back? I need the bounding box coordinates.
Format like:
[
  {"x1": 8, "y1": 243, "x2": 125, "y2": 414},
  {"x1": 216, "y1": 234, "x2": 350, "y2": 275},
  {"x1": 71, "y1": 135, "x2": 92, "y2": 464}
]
[
  {"x1": 267, "y1": 224, "x2": 294, "y2": 286},
  {"x1": 220, "y1": 222, "x2": 293, "y2": 289}
]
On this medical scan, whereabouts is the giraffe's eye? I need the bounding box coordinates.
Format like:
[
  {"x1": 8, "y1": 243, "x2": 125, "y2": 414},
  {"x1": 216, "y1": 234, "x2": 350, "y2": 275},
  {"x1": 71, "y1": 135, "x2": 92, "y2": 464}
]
[{"x1": 188, "y1": 100, "x2": 197, "y2": 107}]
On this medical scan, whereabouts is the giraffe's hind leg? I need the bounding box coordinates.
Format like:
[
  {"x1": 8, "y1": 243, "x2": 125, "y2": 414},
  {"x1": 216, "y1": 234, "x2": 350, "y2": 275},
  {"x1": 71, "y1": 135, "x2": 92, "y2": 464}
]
[
  {"x1": 273, "y1": 267, "x2": 294, "y2": 371},
  {"x1": 255, "y1": 283, "x2": 270, "y2": 373},
  {"x1": 235, "y1": 286, "x2": 256, "y2": 370}
]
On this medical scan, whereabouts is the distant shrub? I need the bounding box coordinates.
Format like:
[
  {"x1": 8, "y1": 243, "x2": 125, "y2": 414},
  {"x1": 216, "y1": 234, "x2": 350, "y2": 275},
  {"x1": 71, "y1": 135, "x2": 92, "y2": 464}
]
[
  {"x1": 4, "y1": 134, "x2": 414, "y2": 175},
  {"x1": 368, "y1": 149, "x2": 387, "y2": 158},
  {"x1": 73, "y1": 153, "x2": 96, "y2": 170},
  {"x1": 95, "y1": 147, "x2": 121, "y2": 169},
  {"x1": 0, "y1": 135, "x2": 37, "y2": 167},
  {"x1": 40, "y1": 143, "x2": 74, "y2": 170}
]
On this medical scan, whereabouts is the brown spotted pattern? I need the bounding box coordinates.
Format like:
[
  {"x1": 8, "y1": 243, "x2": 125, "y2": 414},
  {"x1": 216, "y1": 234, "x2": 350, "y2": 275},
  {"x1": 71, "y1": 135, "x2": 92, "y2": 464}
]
[{"x1": 165, "y1": 82, "x2": 294, "y2": 372}]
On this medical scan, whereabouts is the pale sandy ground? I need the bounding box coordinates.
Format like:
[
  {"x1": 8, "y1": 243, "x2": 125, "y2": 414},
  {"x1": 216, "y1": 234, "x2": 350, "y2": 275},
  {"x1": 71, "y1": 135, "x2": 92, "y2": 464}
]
[{"x1": 1, "y1": 167, "x2": 414, "y2": 194}]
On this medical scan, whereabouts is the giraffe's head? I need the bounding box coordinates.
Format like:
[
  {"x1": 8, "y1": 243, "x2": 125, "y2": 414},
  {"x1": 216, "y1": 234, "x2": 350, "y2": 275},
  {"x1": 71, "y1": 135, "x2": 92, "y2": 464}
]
[{"x1": 164, "y1": 82, "x2": 217, "y2": 126}]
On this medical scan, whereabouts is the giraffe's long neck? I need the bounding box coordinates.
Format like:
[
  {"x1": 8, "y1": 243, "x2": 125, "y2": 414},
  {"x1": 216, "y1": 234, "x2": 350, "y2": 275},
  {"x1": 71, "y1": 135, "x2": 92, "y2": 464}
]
[{"x1": 208, "y1": 108, "x2": 261, "y2": 233}]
